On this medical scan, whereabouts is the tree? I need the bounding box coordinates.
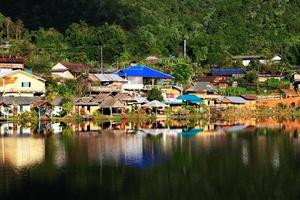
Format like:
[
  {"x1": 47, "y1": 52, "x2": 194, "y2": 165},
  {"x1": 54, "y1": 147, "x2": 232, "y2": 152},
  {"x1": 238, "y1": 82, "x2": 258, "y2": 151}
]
[
  {"x1": 147, "y1": 87, "x2": 163, "y2": 101},
  {"x1": 4, "y1": 17, "x2": 12, "y2": 39},
  {"x1": 171, "y1": 60, "x2": 193, "y2": 85},
  {"x1": 0, "y1": 12, "x2": 5, "y2": 39}
]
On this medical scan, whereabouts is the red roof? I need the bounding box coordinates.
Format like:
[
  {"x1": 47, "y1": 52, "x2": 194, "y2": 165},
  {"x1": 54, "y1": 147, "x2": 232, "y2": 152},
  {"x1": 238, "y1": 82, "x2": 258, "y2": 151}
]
[
  {"x1": 241, "y1": 95, "x2": 257, "y2": 100},
  {"x1": 0, "y1": 54, "x2": 25, "y2": 63}
]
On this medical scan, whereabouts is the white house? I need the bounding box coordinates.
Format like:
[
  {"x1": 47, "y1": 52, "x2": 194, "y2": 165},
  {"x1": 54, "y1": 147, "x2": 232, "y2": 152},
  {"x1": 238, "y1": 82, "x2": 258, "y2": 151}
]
[
  {"x1": 232, "y1": 55, "x2": 282, "y2": 67},
  {"x1": 116, "y1": 65, "x2": 174, "y2": 90}
]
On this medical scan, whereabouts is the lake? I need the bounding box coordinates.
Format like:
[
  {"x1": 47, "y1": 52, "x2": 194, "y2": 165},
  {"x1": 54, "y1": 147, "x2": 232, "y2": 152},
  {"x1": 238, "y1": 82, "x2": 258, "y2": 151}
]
[{"x1": 0, "y1": 119, "x2": 300, "y2": 199}]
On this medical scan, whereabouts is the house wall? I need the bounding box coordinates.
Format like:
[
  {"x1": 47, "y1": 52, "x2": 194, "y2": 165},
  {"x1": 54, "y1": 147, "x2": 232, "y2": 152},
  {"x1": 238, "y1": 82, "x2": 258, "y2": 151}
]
[
  {"x1": 0, "y1": 68, "x2": 13, "y2": 73},
  {"x1": 52, "y1": 71, "x2": 75, "y2": 79},
  {"x1": 258, "y1": 76, "x2": 282, "y2": 83},
  {"x1": 123, "y1": 76, "x2": 144, "y2": 90},
  {"x1": 0, "y1": 72, "x2": 46, "y2": 97},
  {"x1": 74, "y1": 105, "x2": 99, "y2": 115}
]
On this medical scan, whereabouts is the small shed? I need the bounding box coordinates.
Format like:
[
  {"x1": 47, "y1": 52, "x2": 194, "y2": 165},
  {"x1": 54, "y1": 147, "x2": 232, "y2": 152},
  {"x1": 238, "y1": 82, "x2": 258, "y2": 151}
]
[
  {"x1": 32, "y1": 100, "x2": 53, "y2": 120},
  {"x1": 99, "y1": 96, "x2": 125, "y2": 115},
  {"x1": 218, "y1": 96, "x2": 247, "y2": 106},
  {"x1": 142, "y1": 100, "x2": 169, "y2": 115}
]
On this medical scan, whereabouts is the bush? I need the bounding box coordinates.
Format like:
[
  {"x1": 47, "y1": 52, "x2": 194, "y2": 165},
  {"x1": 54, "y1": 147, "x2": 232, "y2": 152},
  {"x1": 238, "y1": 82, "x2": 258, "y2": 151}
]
[{"x1": 147, "y1": 87, "x2": 163, "y2": 101}]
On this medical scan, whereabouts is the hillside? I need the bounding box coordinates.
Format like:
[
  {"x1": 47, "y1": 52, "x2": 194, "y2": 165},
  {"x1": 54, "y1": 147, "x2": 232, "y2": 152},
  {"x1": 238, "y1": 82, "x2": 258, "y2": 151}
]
[{"x1": 0, "y1": 0, "x2": 300, "y2": 69}]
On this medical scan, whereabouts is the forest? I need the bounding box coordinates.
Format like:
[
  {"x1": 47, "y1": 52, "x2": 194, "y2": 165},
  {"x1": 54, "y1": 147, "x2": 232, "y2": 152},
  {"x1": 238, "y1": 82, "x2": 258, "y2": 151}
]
[{"x1": 0, "y1": 0, "x2": 299, "y2": 73}]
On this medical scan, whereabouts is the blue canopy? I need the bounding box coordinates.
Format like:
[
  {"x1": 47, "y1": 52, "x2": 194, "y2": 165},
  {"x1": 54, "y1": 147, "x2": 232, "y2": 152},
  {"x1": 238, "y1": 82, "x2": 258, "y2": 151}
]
[
  {"x1": 211, "y1": 68, "x2": 244, "y2": 75},
  {"x1": 116, "y1": 65, "x2": 174, "y2": 79},
  {"x1": 177, "y1": 94, "x2": 204, "y2": 104}
]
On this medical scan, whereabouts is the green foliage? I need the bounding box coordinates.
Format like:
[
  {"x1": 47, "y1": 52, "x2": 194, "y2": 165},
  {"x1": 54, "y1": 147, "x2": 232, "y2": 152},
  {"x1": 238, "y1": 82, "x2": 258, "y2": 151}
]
[
  {"x1": 0, "y1": 0, "x2": 299, "y2": 66},
  {"x1": 26, "y1": 55, "x2": 52, "y2": 74},
  {"x1": 238, "y1": 71, "x2": 258, "y2": 85},
  {"x1": 219, "y1": 87, "x2": 248, "y2": 96},
  {"x1": 62, "y1": 100, "x2": 74, "y2": 115},
  {"x1": 147, "y1": 87, "x2": 163, "y2": 101},
  {"x1": 171, "y1": 60, "x2": 193, "y2": 84},
  {"x1": 265, "y1": 78, "x2": 290, "y2": 89}
]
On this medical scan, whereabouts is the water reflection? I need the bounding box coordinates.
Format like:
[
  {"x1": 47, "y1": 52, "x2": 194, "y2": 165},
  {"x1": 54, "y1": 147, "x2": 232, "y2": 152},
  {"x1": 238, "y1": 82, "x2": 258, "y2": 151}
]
[
  {"x1": 0, "y1": 137, "x2": 44, "y2": 168},
  {"x1": 0, "y1": 119, "x2": 300, "y2": 199}
]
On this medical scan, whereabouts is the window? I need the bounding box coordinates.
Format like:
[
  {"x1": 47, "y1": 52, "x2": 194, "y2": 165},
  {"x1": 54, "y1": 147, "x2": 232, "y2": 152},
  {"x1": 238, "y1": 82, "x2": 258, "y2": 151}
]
[{"x1": 21, "y1": 82, "x2": 31, "y2": 87}]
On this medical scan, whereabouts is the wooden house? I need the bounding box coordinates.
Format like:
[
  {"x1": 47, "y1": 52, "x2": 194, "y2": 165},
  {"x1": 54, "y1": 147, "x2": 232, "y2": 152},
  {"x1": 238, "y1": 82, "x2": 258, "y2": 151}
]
[
  {"x1": 0, "y1": 54, "x2": 25, "y2": 73},
  {"x1": 51, "y1": 62, "x2": 89, "y2": 79},
  {"x1": 88, "y1": 73, "x2": 127, "y2": 94},
  {"x1": 0, "y1": 70, "x2": 46, "y2": 97}
]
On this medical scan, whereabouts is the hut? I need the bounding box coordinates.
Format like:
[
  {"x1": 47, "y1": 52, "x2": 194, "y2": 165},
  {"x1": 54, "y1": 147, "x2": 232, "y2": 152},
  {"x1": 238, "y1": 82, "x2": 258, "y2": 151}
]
[
  {"x1": 31, "y1": 100, "x2": 53, "y2": 120},
  {"x1": 99, "y1": 96, "x2": 125, "y2": 115},
  {"x1": 73, "y1": 97, "x2": 99, "y2": 116},
  {"x1": 142, "y1": 100, "x2": 169, "y2": 115}
]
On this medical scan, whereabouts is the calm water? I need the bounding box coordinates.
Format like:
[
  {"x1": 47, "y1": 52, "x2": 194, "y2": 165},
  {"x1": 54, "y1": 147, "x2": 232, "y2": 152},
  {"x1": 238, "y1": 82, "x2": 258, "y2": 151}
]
[{"x1": 0, "y1": 120, "x2": 300, "y2": 199}]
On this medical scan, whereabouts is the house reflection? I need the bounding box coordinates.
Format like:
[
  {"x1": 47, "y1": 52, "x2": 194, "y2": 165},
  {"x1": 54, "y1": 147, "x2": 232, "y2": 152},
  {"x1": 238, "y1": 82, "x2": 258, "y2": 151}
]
[{"x1": 0, "y1": 137, "x2": 45, "y2": 168}]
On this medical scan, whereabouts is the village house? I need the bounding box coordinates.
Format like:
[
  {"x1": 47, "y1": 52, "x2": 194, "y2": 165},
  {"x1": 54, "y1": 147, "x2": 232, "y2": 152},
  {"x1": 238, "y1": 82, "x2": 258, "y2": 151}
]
[
  {"x1": 51, "y1": 62, "x2": 89, "y2": 79},
  {"x1": 210, "y1": 68, "x2": 245, "y2": 79},
  {"x1": 88, "y1": 73, "x2": 127, "y2": 94},
  {"x1": 0, "y1": 70, "x2": 46, "y2": 97},
  {"x1": 161, "y1": 85, "x2": 183, "y2": 104},
  {"x1": 240, "y1": 95, "x2": 257, "y2": 107},
  {"x1": 186, "y1": 82, "x2": 219, "y2": 106},
  {"x1": 217, "y1": 96, "x2": 247, "y2": 107},
  {"x1": 51, "y1": 97, "x2": 63, "y2": 116},
  {"x1": 114, "y1": 93, "x2": 137, "y2": 112},
  {"x1": 73, "y1": 97, "x2": 99, "y2": 116},
  {"x1": 32, "y1": 100, "x2": 53, "y2": 120},
  {"x1": 258, "y1": 74, "x2": 284, "y2": 83},
  {"x1": 99, "y1": 96, "x2": 125, "y2": 115},
  {"x1": 0, "y1": 96, "x2": 42, "y2": 116},
  {"x1": 0, "y1": 54, "x2": 25, "y2": 73},
  {"x1": 116, "y1": 65, "x2": 174, "y2": 91},
  {"x1": 198, "y1": 76, "x2": 230, "y2": 89},
  {"x1": 232, "y1": 55, "x2": 282, "y2": 67},
  {"x1": 292, "y1": 72, "x2": 300, "y2": 91}
]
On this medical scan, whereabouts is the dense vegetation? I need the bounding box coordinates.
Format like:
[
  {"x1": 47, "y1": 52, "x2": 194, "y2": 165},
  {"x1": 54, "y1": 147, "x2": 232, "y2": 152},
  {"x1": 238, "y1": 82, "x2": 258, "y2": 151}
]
[{"x1": 0, "y1": 0, "x2": 299, "y2": 72}]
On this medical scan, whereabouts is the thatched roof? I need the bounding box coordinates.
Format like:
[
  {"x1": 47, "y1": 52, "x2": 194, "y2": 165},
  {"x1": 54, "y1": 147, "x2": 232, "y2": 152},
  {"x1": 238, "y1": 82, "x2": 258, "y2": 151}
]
[
  {"x1": 94, "y1": 93, "x2": 112, "y2": 103},
  {"x1": 99, "y1": 96, "x2": 125, "y2": 108},
  {"x1": 114, "y1": 93, "x2": 136, "y2": 102}
]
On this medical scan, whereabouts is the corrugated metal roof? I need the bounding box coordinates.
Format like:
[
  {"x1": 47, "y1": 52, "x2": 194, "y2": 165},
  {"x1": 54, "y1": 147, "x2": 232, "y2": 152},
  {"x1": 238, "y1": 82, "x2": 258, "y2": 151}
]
[
  {"x1": 219, "y1": 96, "x2": 247, "y2": 104},
  {"x1": 90, "y1": 74, "x2": 127, "y2": 82},
  {"x1": 99, "y1": 96, "x2": 124, "y2": 108},
  {"x1": 116, "y1": 65, "x2": 174, "y2": 79},
  {"x1": 186, "y1": 82, "x2": 216, "y2": 92},
  {"x1": 211, "y1": 68, "x2": 244, "y2": 75}
]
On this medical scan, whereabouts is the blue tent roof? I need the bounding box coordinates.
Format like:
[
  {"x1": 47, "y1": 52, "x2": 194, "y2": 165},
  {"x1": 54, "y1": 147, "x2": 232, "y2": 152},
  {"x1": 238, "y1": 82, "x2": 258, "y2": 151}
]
[
  {"x1": 181, "y1": 128, "x2": 203, "y2": 137},
  {"x1": 211, "y1": 68, "x2": 244, "y2": 75},
  {"x1": 177, "y1": 95, "x2": 204, "y2": 104},
  {"x1": 116, "y1": 65, "x2": 174, "y2": 79}
]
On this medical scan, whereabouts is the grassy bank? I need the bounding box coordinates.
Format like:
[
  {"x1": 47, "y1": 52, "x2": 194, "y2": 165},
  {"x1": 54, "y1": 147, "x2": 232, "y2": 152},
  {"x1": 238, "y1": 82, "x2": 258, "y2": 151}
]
[{"x1": 223, "y1": 106, "x2": 300, "y2": 121}]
